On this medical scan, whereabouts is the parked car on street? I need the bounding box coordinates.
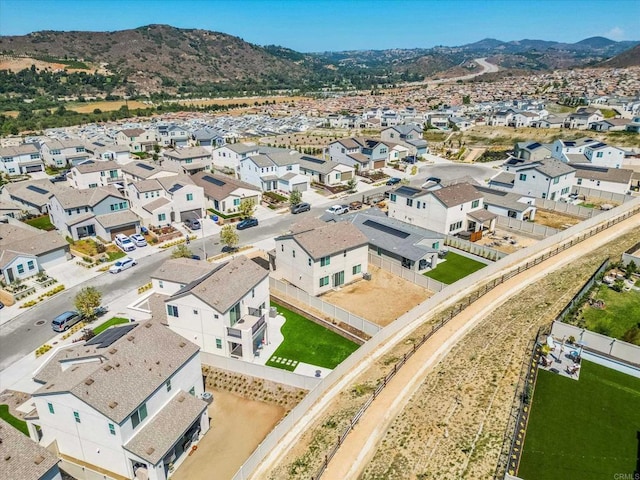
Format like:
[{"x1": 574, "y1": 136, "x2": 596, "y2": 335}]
[
  {"x1": 184, "y1": 218, "x2": 201, "y2": 230},
  {"x1": 326, "y1": 204, "x2": 349, "y2": 215},
  {"x1": 51, "y1": 311, "x2": 82, "y2": 332},
  {"x1": 129, "y1": 233, "x2": 147, "y2": 247},
  {"x1": 236, "y1": 218, "x2": 259, "y2": 230},
  {"x1": 114, "y1": 234, "x2": 136, "y2": 252},
  {"x1": 290, "y1": 202, "x2": 311, "y2": 214},
  {"x1": 386, "y1": 177, "x2": 402, "y2": 186},
  {"x1": 109, "y1": 256, "x2": 137, "y2": 274}
]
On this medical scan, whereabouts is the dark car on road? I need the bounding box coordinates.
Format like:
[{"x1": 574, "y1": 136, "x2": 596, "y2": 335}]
[
  {"x1": 236, "y1": 218, "x2": 259, "y2": 230},
  {"x1": 290, "y1": 202, "x2": 311, "y2": 214},
  {"x1": 386, "y1": 177, "x2": 401, "y2": 186}
]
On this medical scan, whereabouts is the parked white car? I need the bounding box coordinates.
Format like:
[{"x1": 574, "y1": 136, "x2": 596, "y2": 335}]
[
  {"x1": 129, "y1": 233, "x2": 147, "y2": 247},
  {"x1": 114, "y1": 234, "x2": 136, "y2": 252},
  {"x1": 326, "y1": 204, "x2": 349, "y2": 215},
  {"x1": 109, "y1": 257, "x2": 137, "y2": 274}
]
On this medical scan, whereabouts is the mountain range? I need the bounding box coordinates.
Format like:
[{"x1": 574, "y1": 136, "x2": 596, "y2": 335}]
[{"x1": 0, "y1": 25, "x2": 638, "y2": 96}]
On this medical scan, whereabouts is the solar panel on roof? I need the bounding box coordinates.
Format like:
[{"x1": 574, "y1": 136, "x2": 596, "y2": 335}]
[
  {"x1": 136, "y1": 163, "x2": 154, "y2": 171},
  {"x1": 85, "y1": 323, "x2": 137, "y2": 349},
  {"x1": 168, "y1": 184, "x2": 184, "y2": 193},
  {"x1": 526, "y1": 142, "x2": 541, "y2": 149},
  {"x1": 202, "y1": 175, "x2": 226, "y2": 186},
  {"x1": 396, "y1": 186, "x2": 421, "y2": 196},
  {"x1": 26, "y1": 185, "x2": 49, "y2": 195},
  {"x1": 590, "y1": 142, "x2": 606, "y2": 149},
  {"x1": 564, "y1": 141, "x2": 576, "y2": 147},
  {"x1": 363, "y1": 219, "x2": 410, "y2": 239}
]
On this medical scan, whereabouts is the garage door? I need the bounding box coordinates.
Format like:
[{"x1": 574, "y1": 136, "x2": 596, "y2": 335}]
[
  {"x1": 180, "y1": 209, "x2": 201, "y2": 222},
  {"x1": 25, "y1": 165, "x2": 44, "y2": 173},
  {"x1": 110, "y1": 225, "x2": 137, "y2": 240},
  {"x1": 292, "y1": 183, "x2": 308, "y2": 192}
]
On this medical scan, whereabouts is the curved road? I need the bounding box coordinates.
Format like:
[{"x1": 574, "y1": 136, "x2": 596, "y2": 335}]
[{"x1": 405, "y1": 57, "x2": 499, "y2": 87}]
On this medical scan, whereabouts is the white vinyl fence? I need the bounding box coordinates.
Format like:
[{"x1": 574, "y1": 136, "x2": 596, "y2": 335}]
[
  {"x1": 536, "y1": 198, "x2": 601, "y2": 218},
  {"x1": 368, "y1": 252, "x2": 447, "y2": 292},
  {"x1": 572, "y1": 186, "x2": 634, "y2": 205},
  {"x1": 444, "y1": 235, "x2": 508, "y2": 260},
  {"x1": 496, "y1": 216, "x2": 559, "y2": 238}
]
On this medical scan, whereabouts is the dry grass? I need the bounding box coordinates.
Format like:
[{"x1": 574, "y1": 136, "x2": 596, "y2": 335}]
[
  {"x1": 175, "y1": 95, "x2": 308, "y2": 107},
  {"x1": 322, "y1": 266, "x2": 433, "y2": 326},
  {"x1": 68, "y1": 100, "x2": 149, "y2": 113},
  {"x1": 533, "y1": 209, "x2": 583, "y2": 229}
]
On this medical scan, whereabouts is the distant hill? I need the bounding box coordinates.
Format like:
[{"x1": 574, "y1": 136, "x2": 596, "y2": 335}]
[
  {"x1": 574, "y1": 36, "x2": 617, "y2": 48},
  {"x1": 599, "y1": 44, "x2": 640, "y2": 67}
]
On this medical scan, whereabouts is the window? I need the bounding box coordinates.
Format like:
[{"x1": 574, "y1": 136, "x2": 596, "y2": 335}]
[
  {"x1": 320, "y1": 256, "x2": 330, "y2": 266},
  {"x1": 189, "y1": 387, "x2": 196, "y2": 396},
  {"x1": 193, "y1": 309, "x2": 198, "y2": 315},
  {"x1": 89, "y1": 183, "x2": 98, "y2": 188},
  {"x1": 406, "y1": 198, "x2": 413, "y2": 207},
  {"x1": 352, "y1": 264, "x2": 361, "y2": 275},
  {"x1": 292, "y1": 250, "x2": 296, "y2": 258},
  {"x1": 416, "y1": 201, "x2": 421, "y2": 208},
  {"x1": 30, "y1": 153, "x2": 40, "y2": 160},
  {"x1": 74, "y1": 411, "x2": 81, "y2": 423},
  {"x1": 252, "y1": 288, "x2": 255, "y2": 298},
  {"x1": 390, "y1": 194, "x2": 396, "y2": 202},
  {"x1": 319, "y1": 276, "x2": 329, "y2": 287},
  {"x1": 577, "y1": 178, "x2": 583, "y2": 185},
  {"x1": 166, "y1": 380, "x2": 172, "y2": 392},
  {"x1": 109, "y1": 423, "x2": 116, "y2": 435},
  {"x1": 17, "y1": 264, "x2": 24, "y2": 274},
  {"x1": 48, "y1": 402, "x2": 54, "y2": 414},
  {"x1": 596, "y1": 151, "x2": 603, "y2": 158},
  {"x1": 215, "y1": 338, "x2": 222, "y2": 349},
  {"x1": 186, "y1": 193, "x2": 193, "y2": 201},
  {"x1": 131, "y1": 403, "x2": 148, "y2": 429},
  {"x1": 27, "y1": 261, "x2": 35, "y2": 270},
  {"x1": 553, "y1": 177, "x2": 559, "y2": 184},
  {"x1": 167, "y1": 305, "x2": 179, "y2": 317},
  {"x1": 432, "y1": 241, "x2": 439, "y2": 249},
  {"x1": 308, "y1": 258, "x2": 312, "y2": 266},
  {"x1": 519, "y1": 173, "x2": 527, "y2": 181},
  {"x1": 286, "y1": 165, "x2": 293, "y2": 171},
  {"x1": 471, "y1": 200, "x2": 479, "y2": 208},
  {"x1": 542, "y1": 192, "x2": 547, "y2": 199},
  {"x1": 233, "y1": 198, "x2": 240, "y2": 206},
  {"x1": 158, "y1": 213, "x2": 166, "y2": 222},
  {"x1": 448, "y1": 221, "x2": 463, "y2": 232}
]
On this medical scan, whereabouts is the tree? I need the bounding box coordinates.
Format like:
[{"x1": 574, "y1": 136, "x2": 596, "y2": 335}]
[
  {"x1": 289, "y1": 190, "x2": 302, "y2": 206},
  {"x1": 220, "y1": 224, "x2": 239, "y2": 250},
  {"x1": 74, "y1": 286, "x2": 102, "y2": 321},
  {"x1": 625, "y1": 260, "x2": 637, "y2": 278},
  {"x1": 238, "y1": 198, "x2": 256, "y2": 219},
  {"x1": 347, "y1": 177, "x2": 357, "y2": 192},
  {"x1": 171, "y1": 244, "x2": 193, "y2": 259}
]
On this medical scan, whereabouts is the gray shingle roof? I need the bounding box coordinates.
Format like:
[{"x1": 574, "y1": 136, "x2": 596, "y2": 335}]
[
  {"x1": 0, "y1": 224, "x2": 69, "y2": 268},
  {"x1": 163, "y1": 147, "x2": 211, "y2": 161},
  {"x1": 53, "y1": 185, "x2": 125, "y2": 209},
  {"x1": 474, "y1": 185, "x2": 535, "y2": 212},
  {"x1": 142, "y1": 197, "x2": 172, "y2": 213},
  {"x1": 569, "y1": 163, "x2": 633, "y2": 184},
  {"x1": 490, "y1": 172, "x2": 516, "y2": 186},
  {"x1": 74, "y1": 159, "x2": 120, "y2": 174},
  {"x1": 0, "y1": 419, "x2": 60, "y2": 480},
  {"x1": 0, "y1": 143, "x2": 39, "y2": 156},
  {"x1": 121, "y1": 161, "x2": 164, "y2": 180},
  {"x1": 151, "y1": 258, "x2": 216, "y2": 284},
  {"x1": 123, "y1": 390, "x2": 206, "y2": 465},
  {"x1": 33, "y1": 321, "x2": 200, "y2": 424},
  {"x1": 96, "y1": 210, "x2": 139, "y2": 229},
  {"x1": 4, "y1": 179, "x2": 62, "y2": 208},
  {"x1": 191, "y1": 172, "x2": 259, "y2": 201},
  {"x1": 279, "y1": 222, "x2": 368, "y2": 260},
  {"x1": 432, "y1": 182, "x2": 482, "y2": 207},
  {"x1": 530, "y1": 158, "x2": 575, "y2": 177}
]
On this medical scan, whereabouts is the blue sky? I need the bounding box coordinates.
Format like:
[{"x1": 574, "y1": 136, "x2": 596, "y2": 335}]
[{"x1": 0, "y1": 0, "x2": 638, "y2": 52}]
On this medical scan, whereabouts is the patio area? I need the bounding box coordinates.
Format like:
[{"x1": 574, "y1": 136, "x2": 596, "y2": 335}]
[{"x1": 538, "y1": 335, "x2": 583, "y2": 380}]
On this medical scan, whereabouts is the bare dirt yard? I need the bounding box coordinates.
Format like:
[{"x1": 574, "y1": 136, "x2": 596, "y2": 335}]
[
  {"x1": 322, "y1": 266, "x2": 433, "y2": 326},
  {"x1": 475, "y1": 228, "x2": 539, "y2": 254},
  {"x1": 172, "y1": 390, "x2": 285, "y2": 480},
  {"x1": 533, "y1": 209, "x2": 583, "y2": 229}
]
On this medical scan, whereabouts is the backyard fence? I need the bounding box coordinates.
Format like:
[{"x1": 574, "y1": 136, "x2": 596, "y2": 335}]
[
  {"x1": 555, "y1": 258, "x2": 610, "y2": 323},
  {"x1": 573, "y1": 186, "x2": 634, "y2": 205},
  {"x1": 367, "y1": 252, "x2": 447, "y2": 292},
  {"x1": 200, "y1": 352, "x2": 321, "y2": 390},
  {"x1": 444, "y1": 235, "x2": 507, "y2": 261},
  {"x1": 269, "y1": 277, "x2": 382, "y2": 337},
  {"x1": 231, "y1": 197, "x2": 640, "y2": 480},
  {"x1": 496, "y1": 216, "x2": 559, "y2": 238},
  {"x1": 536, "y1": 198, "x2": 601, "y2": 218},
  {"x1": 621, "y1": 239, "x2": 640, "y2": 267}
]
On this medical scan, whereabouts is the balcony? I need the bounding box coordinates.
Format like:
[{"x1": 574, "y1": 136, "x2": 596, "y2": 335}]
[
  {"x1": 107, "y1": 176, "x2": 124, "y2": 183},
  {"x1": 227, "y1": 313, "x2": 266, "y2": 339}
]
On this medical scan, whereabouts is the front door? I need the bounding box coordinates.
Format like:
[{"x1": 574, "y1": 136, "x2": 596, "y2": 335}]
[
  {"x1": 333, "y1": 270, "x2": 344, "y2": 287},
  {"x1": 7, "y1": 268, "x2": 14, "y2": 283}
]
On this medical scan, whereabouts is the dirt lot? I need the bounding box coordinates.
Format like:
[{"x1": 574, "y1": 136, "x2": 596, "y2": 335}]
[
  {"x1": 265, "y1": 221, "x2": 640, "y2": 480},
  {"x1": 475, "y1": 228, "x2": 539, "y2": 253},
  {"x1": 69, "y1": 100, "x2": 150, "y2": 113},
  {"x1": 0, "y1": 56, "x2": 100, "y2": 73},
  {"x1": 322, "y1": 266, "x2": 433, "y2": 326},
  {"x1": 172, "y1": 390, "x2": 285, "y2": 480},
  {"x1": 533, "y1": 209, "x2": 583, "y2": 229}
]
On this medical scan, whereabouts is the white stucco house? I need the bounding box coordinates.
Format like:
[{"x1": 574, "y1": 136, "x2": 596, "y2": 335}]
[
  {"x1": 551, "y1": 138, "x2": 625, "y2": 168},
  {"x1": 68, "y1": 160, "x2": 124, "y2": 190},
  {"x1": 272, "y1": 218, "x2": 369, "y2": 296},
  {"x1": 239, "y1": 148, "x2": 310, "y2": 193},
  {"x1": 297, "y1": 154, "x2": 354, "y2": 186},
  {"x1": 212, "y1": 143, "x2": 260, "y2": 171},
  {"x1": 27, "y1": 320, "x2": 209, "y2": 480},
  {"x1": 327, "y1": 137, "x2": 389, "y2": 171},
  {"x1": 570, "y1": 163, "x2": 633, "y2": 195},
  {"x1": 115, "y1": 128, "x2": 158, "y2": 153},
  {"x1": 190, "y1": 172, "x2": 261, "y2": 216},
  {"x1": 163, "y1": 147, "x2": 212, "y2": 175},
  {"x1": 0, "y1": 143, "x2": 43, "y2": 175},
  {"x1": 40, "y1": 139, "x2": 91, "y2": 168},
  {"x1": 380, "y1": 125, "x2": 428, "y2": 157}
]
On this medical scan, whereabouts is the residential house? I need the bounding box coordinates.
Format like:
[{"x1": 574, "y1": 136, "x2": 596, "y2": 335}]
[
  {"x1": 40, "y1": 139, "x2": 91, "y2": 168},
  {"x1": 590, "y1": 118, "x2": 630, "y2": 132},
  {"x1": 551, "y1": 138, "x2": 625, "y2": 168},
  {"x1": 570, "y1": 163, "x2": 633, "y2": 195},
  {"x1": 327, "y1": 138, "x2": 389, "y2": 171},
  {"x1": 190, "y1": 172, "x2": 261, "y2": 216},
  {"x1": 115, "y1": 128, "x2": 158, "y2": 153},
  {"x1": 297, "y1": 155, "x2": 354, "y2": 186},
  {"x1": 1, "y1": 179, "x2": 63, "y2": 214},
  {"x1": 490, "y1": 157, "x2": 576, "y2": 201},
  {"x1": 68, "y1": 160, "x2": 123, "y2": 190},
  {"x1": 564, "y1": 107, "x2": 604, "y2": 130},
  {"x1": 272, "y1": 219, "x2": 369, "y2": 296},
  {"x1": 27, "y1": 320, "x2": 209, "y2": 480},
  {"x1": 387, "y1": 183, "x2": 496, "y2": 237},
  {"x1": 513, "y1": 141, "x2": 553, "y2": 162},
  {"x1": 473, "y1": 185, "x2": 537, "y2": 221},
  {"x1": 163, "y1": 256, "x2": 270, "y2": 359},
  {"x1": 48, "y1": 186, "x2": 140, "y2": 240},
  {"x1": 127, "y1": 175, "x2": 205, "y2": 227},
  {"x1": 239, "y1": 148, "x2": 310, "y2": 193},
  {"x1": 121, "y1": 161, "x2": 176, "y2": 183},
  {"x1": 449, "y1": 116, "x2": 474, "y2": 131},
  {"x1": 488, "y1": 108, "x2": 517, "y2": 127},
  {"x1": 0, "y1": 222, "x2": 70, "y2": 284},
  {"x1": 0, "y1": 418, "x2": 62, "y2": 480},
  {"x1": 157, "y1": 125, "x2": 190, "y2": 148},
  {"x1": 191, "y1": 127, "x2": 226, "y2": 151},
  {"x1": 84, "y1": 142, "x2": 130, "y2": 163},
  {"x1": 0, "y1": 144, "x2": 43, "y2": 175},
  {"x1": 534, "y1": 114, "x2": 565, "y2": 129},
  {"x1": 163, "y1": 147, "x2": 212, "y2": 174},
  {"x1": 212, "y1": 143, "x2": 260, "y2": 171},
  {"x1": 626, "y1": 116, "x2": 640, "y2": 133},
  {"x1": 380, "y1": 125, "x2": 428, "y2": 157}
]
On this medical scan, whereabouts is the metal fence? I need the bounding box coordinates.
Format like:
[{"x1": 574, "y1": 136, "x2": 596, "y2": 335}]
[
  {"x1": 231, "y1": 197, "x2": 640, "y2": 480},
  {"x1": 368, "y1": 252, "x2": 447, "y2": 292},
  {"x1": 269, "y1": 277, "x2": 382, "y2": 337}
]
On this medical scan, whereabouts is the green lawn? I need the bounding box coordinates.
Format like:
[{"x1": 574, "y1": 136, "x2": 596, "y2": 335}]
[
  {"x1": 93, "y1": 317, "x2": 129, "y2": 335},
  {"x1": 582, "y1": 285, "x2": 640, "y2": 344},
  {"x1": 519, "y1": 361, "x2": 640, "y2": 480},
  {"x1": 106, "y1": 251, "x2": 126, "y2": 262},
  {"x1": 265, "y1": 302, "x2": 359, "y2": 371},
  {"x1": 0, "y1": 404, "x2": 28, "y2": 435},
  {"x1": 423, "y1": 251, "x2": 486, "y2": 284},
  {"x1": 24, "y1": 215, "x2": 55, "y2": 231}
]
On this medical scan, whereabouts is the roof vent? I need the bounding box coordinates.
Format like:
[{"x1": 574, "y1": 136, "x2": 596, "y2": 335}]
[
  {"x1": 179, "y1": 342, "x2": 186, "y2": 348},
  {"x1": 108, "y1": 348, "x2": 117, "y2": 355},
  {"x1": 108, "y1": 401, "x2": 118, "y2": 409},
  {"x1": 145, "y1": 323, "x2": 152, "y2": 328},
  {"x1": 146, "y1": 447, "x2": 155, "y2": 455},
  {"x1": 127, "y1": 336, "x2": 135, "y2": 341},
  {"x1": 5, "y1": 455, "x2": 10, "y2": 461},
  {"x1": 84, "y1": 378, "x2": 94, "y2": 386},
  {"x1": 177, "y1": 395, "x2": 185, "y2": 403}
]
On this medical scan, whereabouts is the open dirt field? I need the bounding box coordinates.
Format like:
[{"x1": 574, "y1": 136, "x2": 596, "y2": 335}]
[
  {"x1": 176, "y1": 95, "x2": 308, "y2": 107},
  {"x1": 475, "y1": 228, "x2": 539, "y2": 253},
  {"x1": 534, "y1": 209, "x2": 583, "y2": 229},
  {"x1": 0, "y1": 56, "x2": 98, "y2": 73},
  {"x1": 262, "y1": 217, "x2": 640, "y2": 480},
  {"x1": 69, "y1": 100, "x2": 150, "y2": 113},
  {"x1": 322, "y1": 266, "x2": 433, "y2": 326},
  {"x1": 172, "y1": 390, "x2": 285, "y2": 480}
]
